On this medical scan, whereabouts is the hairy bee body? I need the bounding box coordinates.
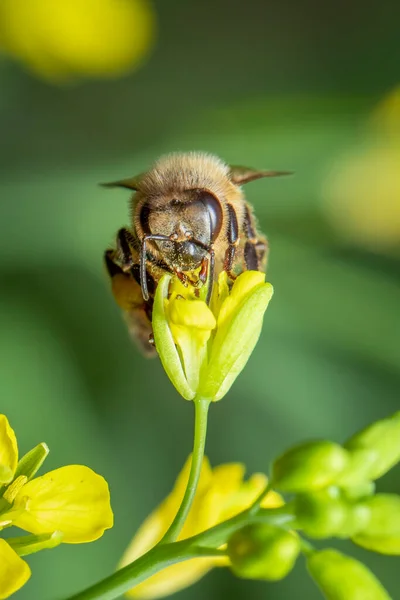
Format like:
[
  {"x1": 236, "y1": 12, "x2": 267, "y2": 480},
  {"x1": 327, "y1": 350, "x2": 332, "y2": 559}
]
[{"x1": 104, "y1": 152, "x2": 289, "y2": 355}]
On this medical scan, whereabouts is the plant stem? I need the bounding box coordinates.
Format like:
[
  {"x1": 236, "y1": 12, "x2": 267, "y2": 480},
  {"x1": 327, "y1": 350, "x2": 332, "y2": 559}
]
[
  {"x1": 247, "y1": 482, "x2": 272, "y2": 516},
  {"x1": 65, "y1": 506, "x2": 293, "y2": 600},
  {"x1": 66, "y1": 543, "x2": 225, "y2": 600},
  {"x1": 159, "y1": 396, "x2": 210, "y2": 544},
  {"x1": 191, "y1": 505, "x2": 294, "y2": 548}
]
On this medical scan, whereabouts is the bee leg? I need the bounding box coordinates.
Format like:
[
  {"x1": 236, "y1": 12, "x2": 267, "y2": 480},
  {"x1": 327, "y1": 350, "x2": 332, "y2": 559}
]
[
  {"x1": 117, "y1": 228, "x2": 136, "y2": 271},
  {"x1": 243, "y1": 203, "x2": 269, "y2": 271},
  {"x1": 223, "y1": 203, "x2": 240, "y2": 280},
  {"x1": 205, "y1": 249, "x2": 215, "y2": 305}
]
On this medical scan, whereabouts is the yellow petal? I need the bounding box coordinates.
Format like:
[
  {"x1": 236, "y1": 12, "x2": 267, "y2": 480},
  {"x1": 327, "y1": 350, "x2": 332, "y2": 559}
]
[
  {"x1": 0, "y1": 539, "x2": 31, "y2": 599},
  {"x1": 121, "y1": 456, "x2": 212, "y2": 563},
  {"x1": 169, "y1": 297, "x2": 216, "y2": 331},
  {"x1": 12, "y1": 465, "x2": 113, "y2": 543},
  {"x1": 217, "y1": 271, "x2": 266, "y2": 330},
  {"x1": 166, "y1": 293, "x2": 216, "y2": 394},
  {"x1": 0, "y1": 414, "x2": 18, "y2": 484},
  {"x1": 199, "y1": 464, "x2": 247, "y2": 528}
]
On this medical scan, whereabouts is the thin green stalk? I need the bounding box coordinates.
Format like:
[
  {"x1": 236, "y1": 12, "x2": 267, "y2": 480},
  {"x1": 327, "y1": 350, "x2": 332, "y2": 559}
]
[
  {"x1": 66, "y1": 543, "x2": 225, "y2": 600},
  {"x1": 191, "y1": 505, "x2": 295, "y2": 548},
  {"x1": 299, "y1": 538, "x2": 315, "y2": 556},
  {"x1": 65, "y1": 506, "x2": 293, "y2": 600},
  {"x1": 159, "y1": 396, "x2": 210, "y2": 544},
  {"x1": 247, "y1": 482, "x2": 272, "y2": 516}
]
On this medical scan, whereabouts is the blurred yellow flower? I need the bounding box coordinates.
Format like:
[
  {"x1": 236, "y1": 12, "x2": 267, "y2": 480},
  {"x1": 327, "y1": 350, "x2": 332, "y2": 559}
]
[
  {"x1": 0, "y1": 413, "x2": 113, "y2": 598},
  {"x1": 322, "y1": 86, "x2": 400, "y2": 254},
  {"x1": 120, "y1": 455, "x2": 282, "y2": 599},
  {"x1": 0, "y1": 0, "x2": 155, "y2": 82}
]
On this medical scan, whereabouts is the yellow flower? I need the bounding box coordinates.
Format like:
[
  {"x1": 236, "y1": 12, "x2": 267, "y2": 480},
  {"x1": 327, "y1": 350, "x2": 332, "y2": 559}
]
[
  {"x1": 0, "y1": 414, "x2": 113, "y2": 598},
  {"x1": 0, "y1": 0, "x2": 155, "y2": 82},
  {"x1": 153, "y1": 271, "x2": 274, "y2": 402},
  {"x1": 120, "y1": 455, "x2": 282, "y2": 599}
]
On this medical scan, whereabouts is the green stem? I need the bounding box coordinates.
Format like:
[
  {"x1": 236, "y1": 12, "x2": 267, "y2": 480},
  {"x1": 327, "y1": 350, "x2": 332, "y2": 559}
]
[
  {"x1": 159, "y1": 396, "x2": 210, "y2": 544},
  {"x1": 190, "y1": 505, "x2": 295, "y2": 548},
  {"x1": 67, "y1": 543, "x2": 225, "y2": 600},
  {"x1": 65, "y1": 507, "x2": 293, "y2": 600},
  {"x1": 247, "y1": 482, "x2": 272, "y2": 516}
]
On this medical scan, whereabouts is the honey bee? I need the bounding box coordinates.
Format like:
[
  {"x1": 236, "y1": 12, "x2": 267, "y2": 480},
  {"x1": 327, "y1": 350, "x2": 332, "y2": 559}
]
[{"x1": 104, "y1": 152, "x2": 290, "y2": 355}]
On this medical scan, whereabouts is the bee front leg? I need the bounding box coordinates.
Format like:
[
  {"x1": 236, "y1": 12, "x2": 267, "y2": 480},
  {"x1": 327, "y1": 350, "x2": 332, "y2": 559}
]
[
  {"x1": 243, "y1": 203, "x2": 269, "y2": 272},
  {"x1": 223, "y1": 203, "x2": 240, "y2": 280}
]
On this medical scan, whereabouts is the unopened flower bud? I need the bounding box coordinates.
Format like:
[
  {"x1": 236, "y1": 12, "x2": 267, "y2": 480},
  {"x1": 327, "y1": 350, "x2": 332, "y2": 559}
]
[
  {"x1": 228, "y1": 524, "x2": 300, "y2": 581},
  {"x1": 294, "y1": 489, "x2": 348, "y2": 538},
  {"x1": 336, "y1": 502, "x2": 371, "y2": 539},
  {"x1": 271, "y1": 441, "x2": 349, "y2": 493},
  {"x1": 307, "y1": 549, "x2": 391, "y2": 600},
  {"x1": 353, "y1": 494, "x2": 400, "y2": 555},
  {"x1": 345, "y1": 412, "x2": 400, "y2": 481}
]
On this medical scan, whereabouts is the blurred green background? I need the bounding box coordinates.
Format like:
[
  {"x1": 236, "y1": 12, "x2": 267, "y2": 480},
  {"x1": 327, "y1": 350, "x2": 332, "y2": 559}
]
[{"x1": 1, "y1": 0, "x2": 399, "y2": 598}]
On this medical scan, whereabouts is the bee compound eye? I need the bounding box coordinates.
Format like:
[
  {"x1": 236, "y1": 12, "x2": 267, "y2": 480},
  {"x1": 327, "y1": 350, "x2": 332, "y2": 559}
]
[{"x1": 198, "y1": 191, "x2": 223, "y2": 242}]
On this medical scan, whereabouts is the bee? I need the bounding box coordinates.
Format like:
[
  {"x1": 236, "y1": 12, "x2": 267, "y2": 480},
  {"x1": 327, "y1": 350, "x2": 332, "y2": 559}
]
[{"x1": 103, "y1": 152, "x2": 290, "y2": 355}]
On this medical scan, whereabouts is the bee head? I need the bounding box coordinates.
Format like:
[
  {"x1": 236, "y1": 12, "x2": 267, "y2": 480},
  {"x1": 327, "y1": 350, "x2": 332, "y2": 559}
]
[{"x1": 139, "y1": 189, "x2": 223, "y2": 271}]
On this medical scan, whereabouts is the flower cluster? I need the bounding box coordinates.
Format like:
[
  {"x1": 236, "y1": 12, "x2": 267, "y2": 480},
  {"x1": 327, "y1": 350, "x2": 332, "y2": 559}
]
[
  {"x1": 153, "y1": 270, "x2": 274, "y2": 402},
  {"x1": 0, "y1": 0, "x2": 155, "y2": 82},
  {"x1": 0, "y1": 414, "x2": 113, "y2": 598},
  {"x1": 226, "y1": 412, "x2": 400, "y2": 595},
  {"x1": 270, "y1": 410, "x2": 400, "y2": 549},
  {"x1": 116, "y1": 411, "x2": 400, "y2": 600}
]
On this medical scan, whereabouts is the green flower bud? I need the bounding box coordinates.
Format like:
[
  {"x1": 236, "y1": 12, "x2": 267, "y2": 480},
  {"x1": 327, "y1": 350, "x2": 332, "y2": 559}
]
[
  {"x1": 294, "y1": 489, "x2": 349, "y2": 538},
  {"x1": 271, "y1": 441, "x2": 349, "y2": 493},
  {"x1": 307, "y1": 549, "x2": 392, "y2": 600},
  {"x1": 336, "y1": 448, "x2": 378, "y2": 488},
  {"x1": 341, "y1": 481, "x2": 376, "y2": 501},
  {"x1": 14, "y1": 443, "x2": 49, "y2": 482},
  {"x1": 345, "y1": 412, "x2": 400, "y2": 481},
  {"x1": 228, "y1": 524, "x2": 300, "y2": 581},
  {"x1": 335, "y1": 502, "x2": 371, "y2": 539},
  {"x1": 353, "y1": 494, "x2": 400, "y2": 555}
]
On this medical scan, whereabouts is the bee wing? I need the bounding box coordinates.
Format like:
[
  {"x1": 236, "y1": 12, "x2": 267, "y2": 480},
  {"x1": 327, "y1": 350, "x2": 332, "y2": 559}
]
[
  {"x1": 100, "y1": 174, "x2": 144, "y2": 190},
  {"x1": 229, "y1": 165, "x2": 293, "y2": 184}
]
